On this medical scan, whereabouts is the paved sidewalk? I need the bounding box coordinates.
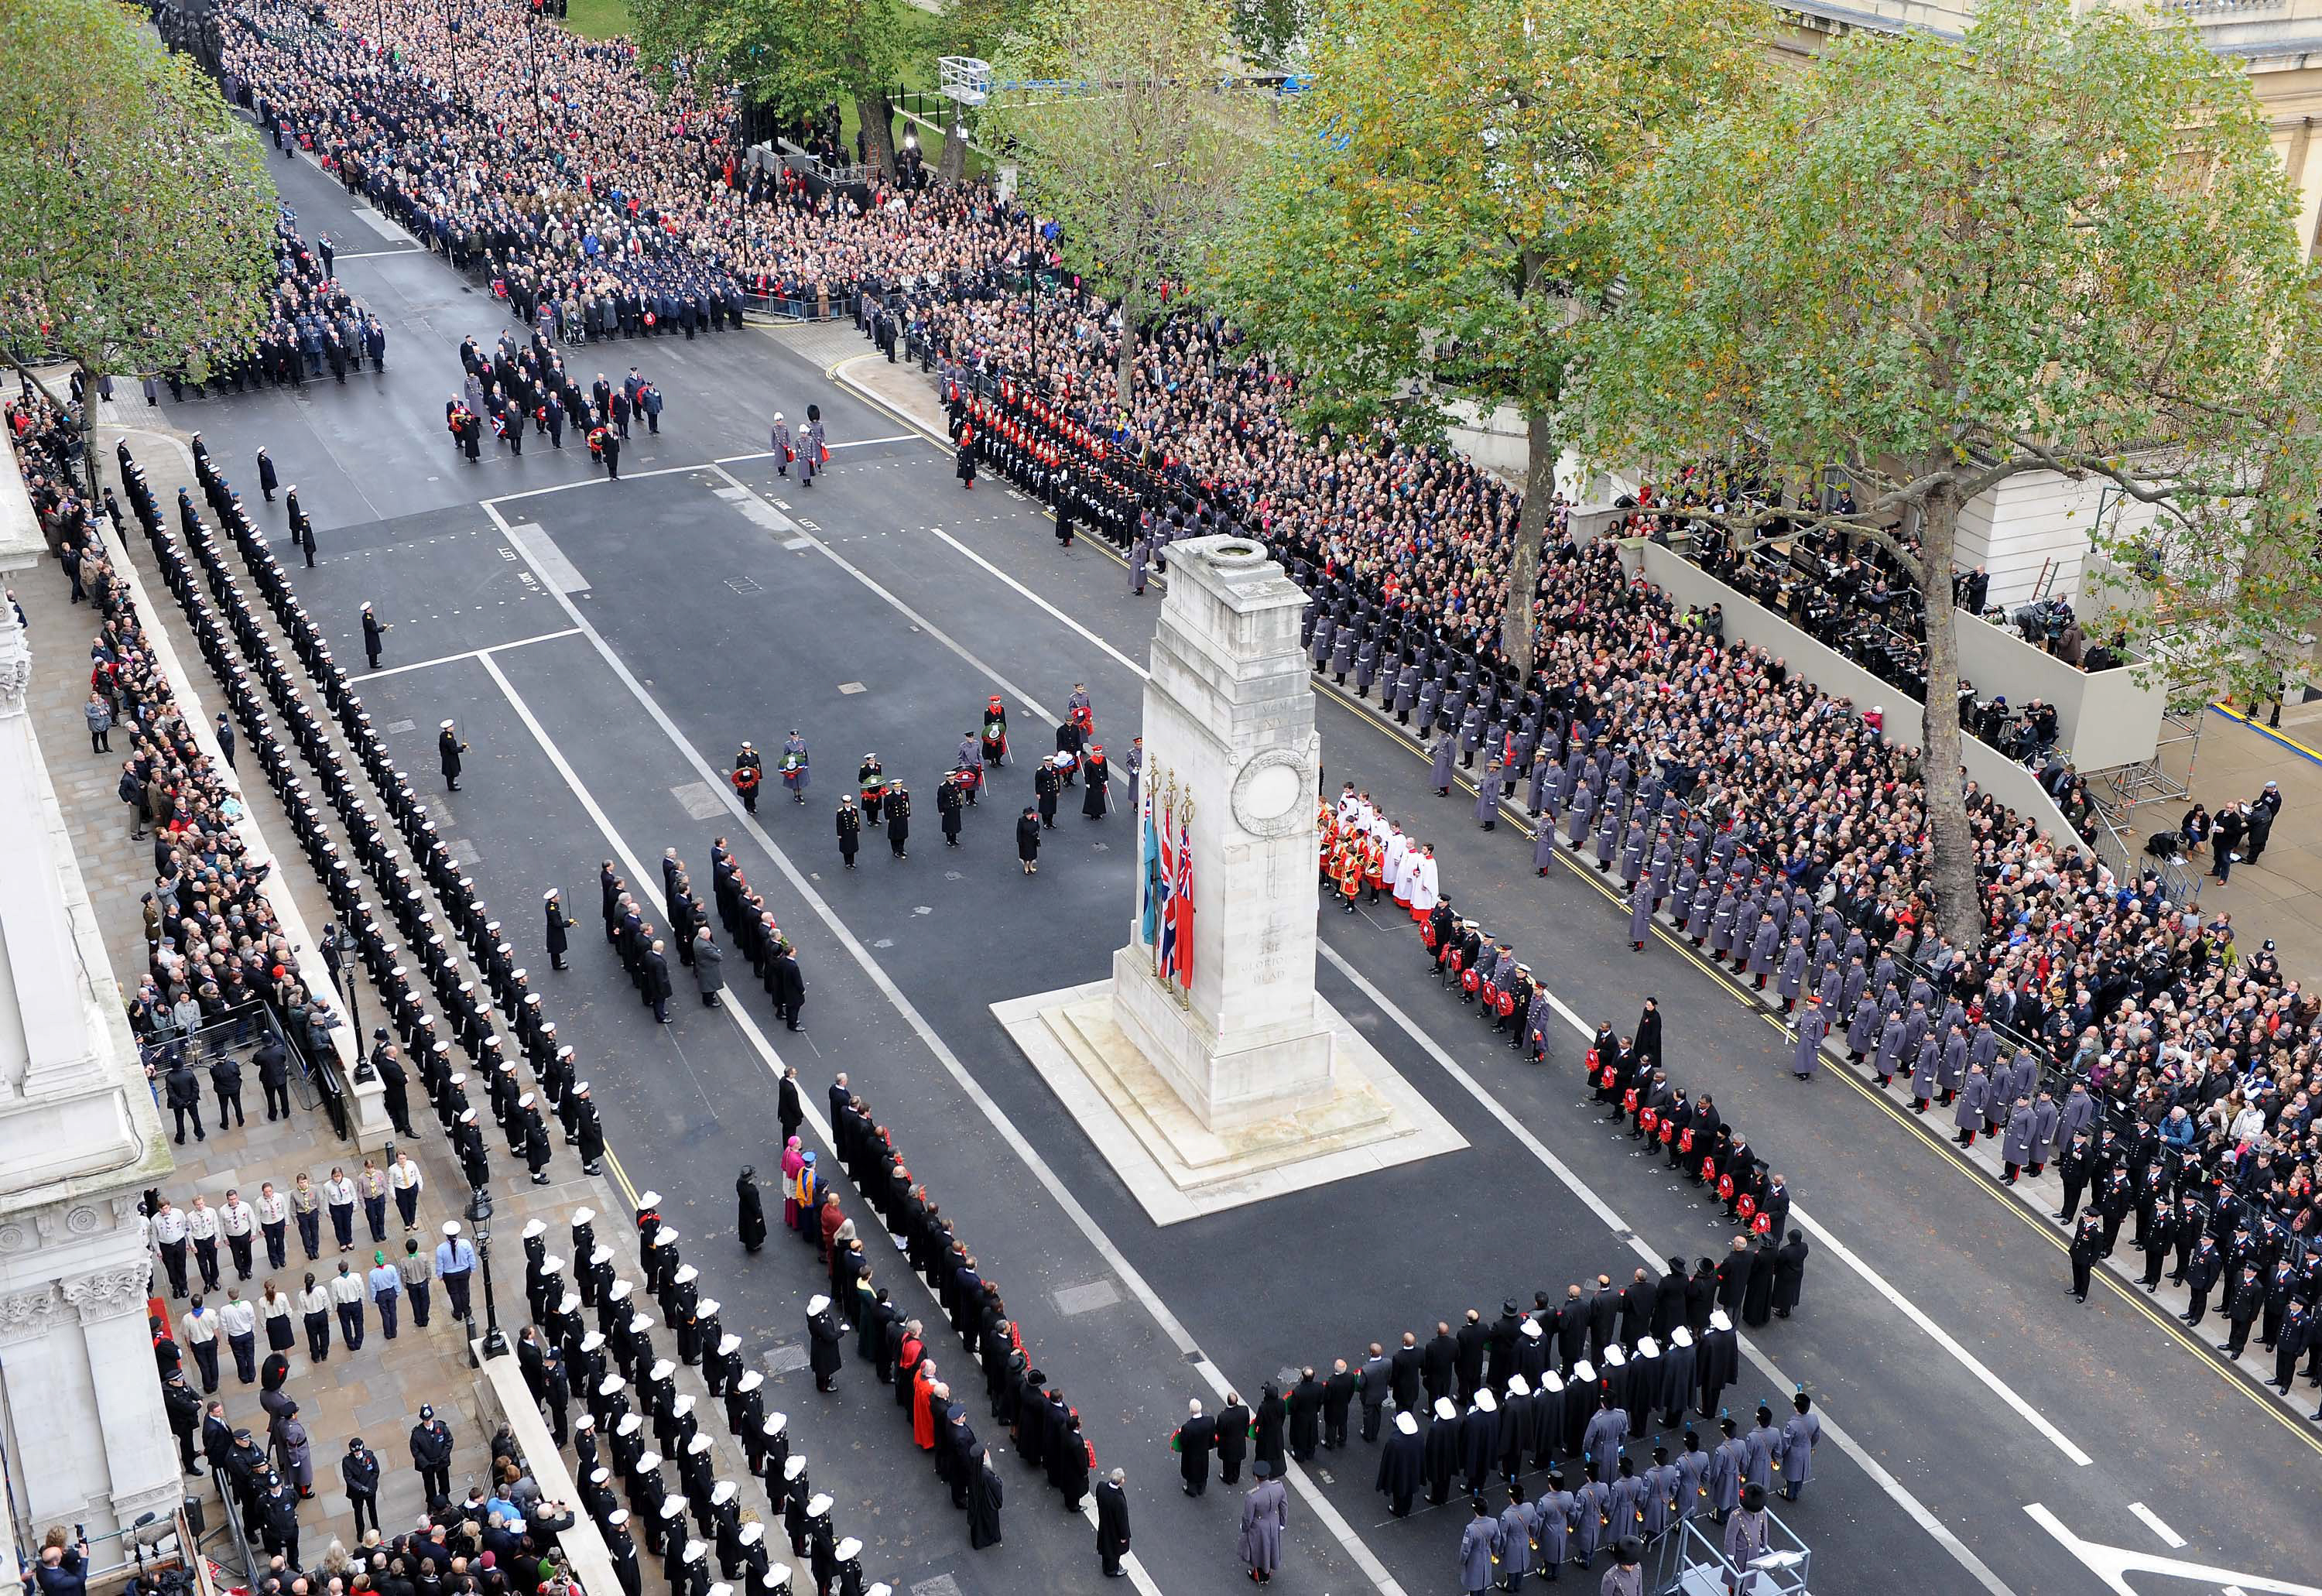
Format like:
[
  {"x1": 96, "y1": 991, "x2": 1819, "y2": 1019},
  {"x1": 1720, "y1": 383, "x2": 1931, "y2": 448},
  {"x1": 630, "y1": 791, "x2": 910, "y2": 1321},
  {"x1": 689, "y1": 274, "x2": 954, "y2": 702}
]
[
  {"x1": 2122, "y1": 702, "x2": 2322, "y2": 977},
  {"x1": 14, "y1": 426, "x2": 632, "y2": 1561}
]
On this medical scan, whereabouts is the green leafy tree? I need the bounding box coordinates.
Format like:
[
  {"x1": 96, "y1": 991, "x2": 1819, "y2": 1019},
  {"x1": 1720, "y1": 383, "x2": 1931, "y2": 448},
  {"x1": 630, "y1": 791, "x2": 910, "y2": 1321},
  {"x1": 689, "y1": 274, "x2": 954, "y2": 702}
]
[
  {"x1": 1577, "y1": 0, "x2": 2317, "y2": 957},
  {"x1": 0, "y1": 0, "x2": 276, "y2": 486},
  {"x1": 991, "y1": 0, "x2": 1257, "y2": 406},
  {"x1": 630, "y1": 0, "x2": 911, "y2": 177},
  {"x1": 1214, "y1": 0, "x2": 1763, "y2": 670}
]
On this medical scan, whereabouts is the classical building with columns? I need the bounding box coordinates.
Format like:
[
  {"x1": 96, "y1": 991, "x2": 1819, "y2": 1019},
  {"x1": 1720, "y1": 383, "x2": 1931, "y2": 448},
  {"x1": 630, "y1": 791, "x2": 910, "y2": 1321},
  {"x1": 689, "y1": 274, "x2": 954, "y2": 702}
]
[{"x1": 0, "y1": 470, "x2": 179, "y2": 1542}]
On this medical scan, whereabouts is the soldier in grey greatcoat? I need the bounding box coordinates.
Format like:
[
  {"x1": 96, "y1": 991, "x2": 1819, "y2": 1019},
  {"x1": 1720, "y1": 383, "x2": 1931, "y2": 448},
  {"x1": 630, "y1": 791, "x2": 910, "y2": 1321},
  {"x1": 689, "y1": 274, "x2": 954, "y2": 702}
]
[
  {"x1": 1953, "y1": 1063, "x2": 1989, "y2": 1145},
  {"x1": 1391, "y1": 662, "x2": 1418, "y2": 724},
  {"x1": 1474, "y1": 765, "x2": 1504, "y2": 829},
  {"x1": 1628, "y1": 875, "x2": 1654, "y2": 951},
  {"x1": 1430, "y1": 732, "x2": 1457, "y2": 795},
  {"x1": 1745, "y1": 915, "x2": 1780, "y2": 988},
  {"x1": 1566, "y1": 783, "x2": 1596, "y2": 849},
  {"x1": 1792, "y1": 998, "x2": 1826, "y2": 1078},
  {"x1": 1776, "y1": 936, "x2": 1808, "y2": 1010},
  {"x1": 2002, "y1": 1096, "x2": 2038, "y2": 1181}
]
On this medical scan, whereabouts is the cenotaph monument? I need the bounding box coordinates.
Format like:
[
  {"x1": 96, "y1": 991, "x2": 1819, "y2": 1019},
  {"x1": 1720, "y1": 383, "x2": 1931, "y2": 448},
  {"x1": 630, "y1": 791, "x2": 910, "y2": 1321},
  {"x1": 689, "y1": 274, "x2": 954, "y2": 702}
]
[{"x1": 995, "y1": 536, "x2": 1461, "y2": 1223}]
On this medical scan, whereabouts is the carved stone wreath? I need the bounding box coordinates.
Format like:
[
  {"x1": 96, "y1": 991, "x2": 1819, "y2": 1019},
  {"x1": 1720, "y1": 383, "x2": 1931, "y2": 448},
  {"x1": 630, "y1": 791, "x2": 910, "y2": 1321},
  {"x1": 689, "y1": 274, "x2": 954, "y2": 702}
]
[{"x1": 1229, "y1": 748, "x2": 1313, "y2": 838}]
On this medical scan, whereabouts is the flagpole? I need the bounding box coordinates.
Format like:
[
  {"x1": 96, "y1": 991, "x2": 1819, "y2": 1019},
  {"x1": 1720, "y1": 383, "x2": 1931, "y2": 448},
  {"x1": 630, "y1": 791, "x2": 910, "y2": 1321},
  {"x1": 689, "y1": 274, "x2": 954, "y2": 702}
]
[{"x1": 1177, "y1": 791, "x2": 1194, "y2": 1008}]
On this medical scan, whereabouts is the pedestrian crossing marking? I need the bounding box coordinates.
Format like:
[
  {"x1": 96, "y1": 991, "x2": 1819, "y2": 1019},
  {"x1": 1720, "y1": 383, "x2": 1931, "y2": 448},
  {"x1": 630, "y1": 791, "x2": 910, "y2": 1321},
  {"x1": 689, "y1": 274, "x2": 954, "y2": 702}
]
[{"x1": 837, "y1": 681, "x2": 867, "y2": 695}]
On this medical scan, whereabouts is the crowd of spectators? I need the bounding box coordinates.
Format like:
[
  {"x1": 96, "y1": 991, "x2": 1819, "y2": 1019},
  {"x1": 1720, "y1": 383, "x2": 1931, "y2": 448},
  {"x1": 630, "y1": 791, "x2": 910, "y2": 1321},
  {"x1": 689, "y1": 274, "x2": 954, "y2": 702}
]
[
  {"x1": 7, "y1": 384, "x2": 348, "y2": 1089},
  {"x1": 166, "y1": 216, "x2": 390, "y2": 400}
]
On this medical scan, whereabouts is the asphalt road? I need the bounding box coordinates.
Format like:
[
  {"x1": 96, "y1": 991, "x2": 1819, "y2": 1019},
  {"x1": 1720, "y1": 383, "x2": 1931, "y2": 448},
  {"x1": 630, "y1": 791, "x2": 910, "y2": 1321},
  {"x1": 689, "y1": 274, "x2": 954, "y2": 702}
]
[{"x1": 135, "y1": 142, "x2": 2322, "y2": 1596}]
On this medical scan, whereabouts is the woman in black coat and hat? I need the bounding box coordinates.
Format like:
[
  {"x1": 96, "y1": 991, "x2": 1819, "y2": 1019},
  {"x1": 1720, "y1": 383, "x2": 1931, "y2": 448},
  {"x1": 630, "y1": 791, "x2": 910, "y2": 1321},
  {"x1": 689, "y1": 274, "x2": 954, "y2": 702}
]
[
  {"x1": 1015, "y1": 807, "x2": 1042, "y2": 875},
  {"x1": 1252, "y1": 1381, "x2": 1288, "y2": 1477},
  {"x1": 736, "y1": 1168, "x2": 767, "y2": 1255}
]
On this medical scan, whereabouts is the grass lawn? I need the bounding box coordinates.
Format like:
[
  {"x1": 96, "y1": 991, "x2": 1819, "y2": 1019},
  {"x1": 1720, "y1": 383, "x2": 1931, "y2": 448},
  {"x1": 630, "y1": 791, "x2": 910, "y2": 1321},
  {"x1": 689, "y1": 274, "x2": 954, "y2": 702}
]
[{"x1": 560, "y1": 0, "x2": 632, "y2": 40}]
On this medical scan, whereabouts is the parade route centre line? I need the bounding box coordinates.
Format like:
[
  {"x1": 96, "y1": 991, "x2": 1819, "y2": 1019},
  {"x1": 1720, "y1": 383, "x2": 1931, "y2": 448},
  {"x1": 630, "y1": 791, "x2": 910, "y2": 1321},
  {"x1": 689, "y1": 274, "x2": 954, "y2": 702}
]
[{"x1": 473, "y1": 494, "x2": 1410, "y2": 1596}]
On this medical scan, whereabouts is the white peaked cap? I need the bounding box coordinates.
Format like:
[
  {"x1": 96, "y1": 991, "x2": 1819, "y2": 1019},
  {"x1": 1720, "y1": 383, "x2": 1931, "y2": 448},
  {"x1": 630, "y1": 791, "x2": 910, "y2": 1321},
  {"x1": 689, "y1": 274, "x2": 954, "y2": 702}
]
[
  {"x1": 628, "y1": 1312, "x2": 654, "y2": 1336},
  {"x1": 1520, "y1": 1318, "x2": 1543, "y2": 1340},
  {"x1": 597, "y1": 1375, "x2": 625, "y2": 1398},
  {"x1": 1543, "y1": 1372, "x2": 1564, "y2": 1392},
  {"x1": 653, "y1": 1225, "x2": 678, "y2": 1246},
  {"x1": 1603, "y1": 1344, "x2": 1627, "y2": 1367},
  {"x1": 1506, "y1": 1376, "x2": 1531, "y2": 1398},
  {"x1": 1475, "y1": 1389, "x2": 1498, "y2": 1413},
  {"x1": 765, "y1": 1411, "x2": 788, "y2": 1437},
  {"x1": 1709, "y1": 1310, "x2": 1733, "y2": 1332},
  {"x1": 1573, "y1": 1361, "x2": 1596, "y2": 1383},
  {"x1": 1395, "y1": 1411, "x2": 1419, "y2": 1435},
  {"x1": 735, "y1": 1370, "x2": 762, "y2": 1394},
  {"x1": 717, "y1": 1334, "x2": 742, "y2": 1357},
  {"x1": 805, "y1": 1493, "x2": 833, "y2": 1518},
  {"x1": 1670, "y1": 1327, "x2": 1694, "y2": 1348},
  {"x1": 782, "y1": 1456, "x2": 807, "y2": 1482},
  {"x1": 672, "y1": 1395, "x2": 695, "y2": 1419},
  {"x1": 1635, "y1": 1337, "x2": 1659, "y2": 1358},
  {"x1": 636, "y1": 1452, "x2": 661, "y2": 1474},
  {"x1": 673, "y1": 1265, "x2": 698, "y2": 1287},
  {"x1": 606, "y1": 1509, "x2": 629, "y2": 1528},
  {"x1": 834, "y1": 1539, "x2": 861, "y2": 1563},
  {"x1": 648, "y1": 1359, "x2": 675, "y2": 1383},
  {"x1": 737, "y1": 1524, "x2": 763, "y2": 1546},
  {"x1": 659, "y1": 1495, "x2": 687, "y2": 1520},
  {"x1": 522, "y1": 1220, "x2": 549, "y2": 1240},
  {"x1": 806, "y1": 1295, "x2": 830, "y2": 1315},
  {"x1": 574, "y1": 1207, "x2": 597, "y2": 1226},
  {"x1": 638, "y1": 1191, "x2": 663, "y2": 1209},
  {"x1": 686, "y1": 1431, "x2": 712, "y2": 1454},
  {"x1": 1433, "y1": 1397, "x2": 1456, "y2": 1421},
  {"x1": 710, "y1": 1481, "x2": 737, "y2": 1506}
]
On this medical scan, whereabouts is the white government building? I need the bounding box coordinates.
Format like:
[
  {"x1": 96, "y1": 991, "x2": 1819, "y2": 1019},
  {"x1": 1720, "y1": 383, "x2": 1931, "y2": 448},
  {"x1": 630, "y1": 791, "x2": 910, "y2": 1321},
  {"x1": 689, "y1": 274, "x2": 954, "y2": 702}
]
[{"x1": 0, "y1": 466, "x2": 180, "y2": 1566}]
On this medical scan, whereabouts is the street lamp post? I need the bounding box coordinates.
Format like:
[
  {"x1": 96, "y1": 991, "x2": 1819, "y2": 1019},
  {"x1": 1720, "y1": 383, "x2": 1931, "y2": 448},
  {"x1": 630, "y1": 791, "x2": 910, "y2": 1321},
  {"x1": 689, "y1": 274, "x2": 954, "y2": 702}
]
[
  {"x1": 329, "y1": 919, "x2": 370, "y2": 1080},
  {"x1": 469, "y1": 1187, "x2": 509, "y2": 1359}
]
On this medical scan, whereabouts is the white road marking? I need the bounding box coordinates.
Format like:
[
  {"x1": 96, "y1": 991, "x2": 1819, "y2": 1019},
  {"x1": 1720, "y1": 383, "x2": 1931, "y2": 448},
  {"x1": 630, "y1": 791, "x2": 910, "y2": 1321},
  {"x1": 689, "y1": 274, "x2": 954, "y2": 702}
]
[
  {"x1": 1382, "y1": 932, "x2": 2092, "y2": 1465},
  {"x1": 351, "y1": 628, "x2": 580, "y2": 681},
  {"x1": 1317, "y1": 942, "x2": 2017, "y2": 1596},
  {"x1": 2024, "y1": 1502, "x2": 2318, "y2": 1595},
  {"x1": 825, "y1": 434, "x2": 919, "y2": 450},
  {"x1": 477, "y1": 494, "x2": 1406, "y2": 1596},
  {"x1": 922, "y1": 524, "x2": 1149, "y2": 681},
  {"x1": 474, "y1": 650, "x2": 1190, "y2": 1596},
  {"x1": 2126, "y1": 1502, "x2": 2187, "y2": 1548}
]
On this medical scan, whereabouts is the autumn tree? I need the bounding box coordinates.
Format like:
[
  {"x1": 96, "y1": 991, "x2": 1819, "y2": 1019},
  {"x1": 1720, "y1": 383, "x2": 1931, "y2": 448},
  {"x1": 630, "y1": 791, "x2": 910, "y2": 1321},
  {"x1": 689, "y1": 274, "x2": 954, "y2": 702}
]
[
  {"x1": 0, "y1": 0, "x2": 276, "y2": 488},
  {"x1": 990, "y1": 0, "x2": 1257, "y2": 405},
  {"x1": 1214, "y1": 0, "x2": 1762, "y2": 669},
  {"x1": 1576, "y1": 0, "x2": 2317, "y2": 956},
  {"x1": 629, "y1": 0, "x2": 913, "y2": 177}
]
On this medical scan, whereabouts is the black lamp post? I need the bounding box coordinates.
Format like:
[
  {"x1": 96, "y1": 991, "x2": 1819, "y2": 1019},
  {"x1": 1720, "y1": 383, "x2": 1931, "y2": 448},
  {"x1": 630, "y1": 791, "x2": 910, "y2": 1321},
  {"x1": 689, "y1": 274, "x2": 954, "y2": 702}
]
[
  {"x1": 469, "y1": 1187, "x2": 509, "y2": 1359},
  {"x1": 328, "y1": 919, "x2": 372, "y2": 1082}
]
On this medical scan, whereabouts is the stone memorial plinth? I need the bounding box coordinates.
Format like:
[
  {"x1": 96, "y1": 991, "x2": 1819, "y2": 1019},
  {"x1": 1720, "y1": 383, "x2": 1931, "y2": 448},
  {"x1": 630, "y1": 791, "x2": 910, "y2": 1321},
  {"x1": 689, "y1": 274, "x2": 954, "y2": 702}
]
[{"x1": 996, "y1": 537, "x2": 1461, "y2": 1224}]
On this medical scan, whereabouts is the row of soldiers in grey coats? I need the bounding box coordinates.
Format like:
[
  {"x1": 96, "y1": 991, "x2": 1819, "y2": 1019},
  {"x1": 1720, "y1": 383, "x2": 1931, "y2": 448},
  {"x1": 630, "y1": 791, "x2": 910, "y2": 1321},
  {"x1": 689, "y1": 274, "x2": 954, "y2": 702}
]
[
  {"x1": 1300, "y1": 580, "x2": 1538, "y2": 762},
  {"x1": 151, "y1": 437, "x2": 603, "y2": 1188},
  {"x1": 542, "y1": 1201, "x2": 889, "y2": 1596}
]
